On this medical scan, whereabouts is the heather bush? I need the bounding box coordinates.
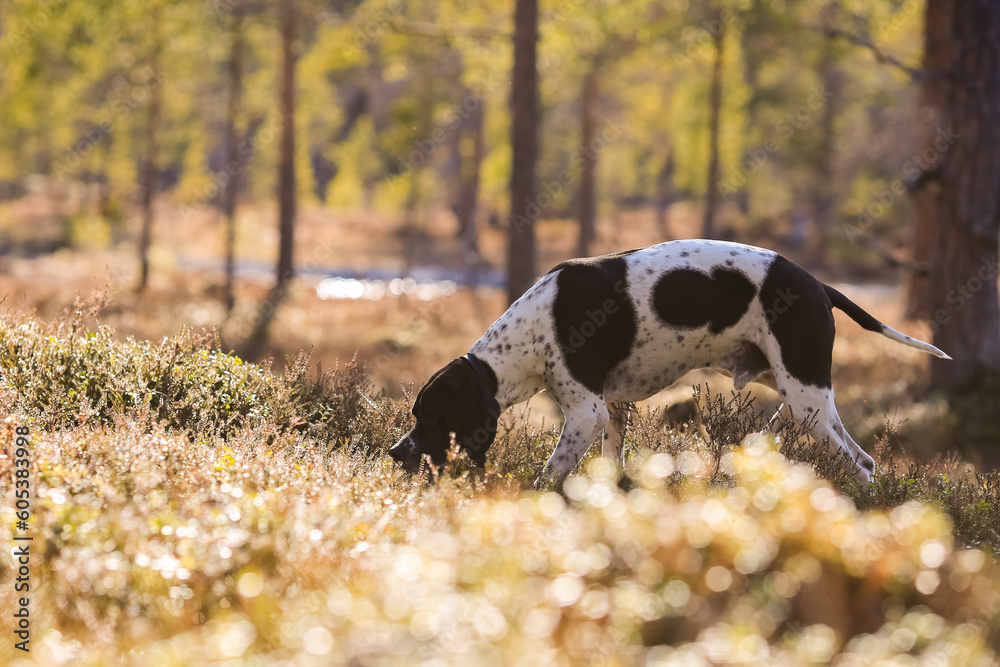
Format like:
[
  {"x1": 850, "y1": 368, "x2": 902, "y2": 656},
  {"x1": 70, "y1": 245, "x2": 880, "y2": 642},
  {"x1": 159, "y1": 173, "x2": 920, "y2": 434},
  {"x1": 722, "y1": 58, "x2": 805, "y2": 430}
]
[
  {"x1": 1, "y1": 309, "x2": 998, "y2": 665},
  {"x1": 0, "y1": 308, "x2": 403, "y2": 452}
]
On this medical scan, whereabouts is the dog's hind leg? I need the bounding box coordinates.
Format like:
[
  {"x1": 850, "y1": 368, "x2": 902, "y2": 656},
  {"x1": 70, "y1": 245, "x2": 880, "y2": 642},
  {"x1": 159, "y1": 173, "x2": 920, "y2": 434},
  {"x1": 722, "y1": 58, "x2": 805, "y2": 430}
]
[
  {"x1": 811, "y1": 405, "x2": 875, "y2": 484},
  {"x1": 753, "y1": 299, "x2": 876, "y2": 484},
  {"x1": 771, "y1": 378, "x2": 875, "y2": 485}
]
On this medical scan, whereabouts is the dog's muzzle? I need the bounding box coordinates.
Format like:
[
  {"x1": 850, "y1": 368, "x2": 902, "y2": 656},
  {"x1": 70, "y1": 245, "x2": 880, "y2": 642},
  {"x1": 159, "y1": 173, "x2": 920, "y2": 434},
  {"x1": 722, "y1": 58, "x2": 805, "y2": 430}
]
[{"x1": 388, "y1": 435, "x2": 421, "y2": 473}]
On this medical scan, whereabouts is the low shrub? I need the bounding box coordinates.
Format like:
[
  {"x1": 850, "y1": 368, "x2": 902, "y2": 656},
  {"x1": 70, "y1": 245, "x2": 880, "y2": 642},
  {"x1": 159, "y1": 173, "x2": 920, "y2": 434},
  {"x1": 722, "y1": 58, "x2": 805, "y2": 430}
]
[{"x1": 0, "y1": 306, "x2": 407, "y2": 453}]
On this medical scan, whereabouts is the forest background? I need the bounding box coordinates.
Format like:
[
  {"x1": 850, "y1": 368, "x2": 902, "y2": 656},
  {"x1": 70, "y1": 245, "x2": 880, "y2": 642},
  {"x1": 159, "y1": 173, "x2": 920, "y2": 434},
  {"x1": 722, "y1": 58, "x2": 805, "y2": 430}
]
[{"x1": 3, "y1": 1, "x2": 1000, "y2": 664}]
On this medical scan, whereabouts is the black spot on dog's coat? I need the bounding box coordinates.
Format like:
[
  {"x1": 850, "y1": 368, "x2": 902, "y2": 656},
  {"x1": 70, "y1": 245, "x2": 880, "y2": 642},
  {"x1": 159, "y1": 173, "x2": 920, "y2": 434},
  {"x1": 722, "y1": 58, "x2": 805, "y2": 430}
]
[
  {"x1": 759, "y1": 255, "x2": 834, "y2": 388},
  {"x1": 652, "y1": 266, "x2": 757, "y2": 334},
  {"x1": 546, "y1": 247, "x2": 641, "y2": 275},
  {"x1": 552, "y1": 253, "x2": 638, "y2": 394}
]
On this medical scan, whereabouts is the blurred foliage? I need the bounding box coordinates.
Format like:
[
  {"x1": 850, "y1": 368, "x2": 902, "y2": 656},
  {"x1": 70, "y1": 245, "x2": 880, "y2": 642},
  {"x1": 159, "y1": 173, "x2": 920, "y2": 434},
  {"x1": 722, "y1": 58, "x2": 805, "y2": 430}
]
[
  {"x1": 0, "y1": 0, "x2": 928, "y2": 250},
  {"x1": 0, "y1": 418, "x2": 998, "y2": 663},
  {"x1": 1, "y1": 308, "x2": 999, "y2": 664}
]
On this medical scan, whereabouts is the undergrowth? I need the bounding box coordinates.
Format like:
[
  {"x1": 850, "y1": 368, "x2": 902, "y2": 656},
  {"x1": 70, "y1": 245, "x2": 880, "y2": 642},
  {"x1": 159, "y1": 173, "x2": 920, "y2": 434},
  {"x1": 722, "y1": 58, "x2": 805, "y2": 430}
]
[
  {"x1": 1, "y1": 306, "x2": 999, "y2": 664},
  {"x1": 688, "y1": 384, "x2": 1000, "y2": 553},
  {"x1": 0, "y1": 301, "x2": 407, "y2": 452}
]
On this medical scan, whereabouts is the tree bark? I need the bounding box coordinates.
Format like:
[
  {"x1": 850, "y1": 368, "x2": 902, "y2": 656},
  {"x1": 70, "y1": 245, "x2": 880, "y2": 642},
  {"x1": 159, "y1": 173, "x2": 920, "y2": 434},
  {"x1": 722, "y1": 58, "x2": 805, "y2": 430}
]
[
  {"x1": 905, "y1": 0, "x2": 1000, "y2": 393},
  {"x1": 401, "y1": 74, "x2": 434, "y2": 278},
  {"x1": 243, "y1": 0, "x2": 297, "y2": 359},
  {"x1": 735, "y1": 0, "x2": 763, "y2": 219},
  {"x1": 809, "y1": 2, "x2": 842, "y2": 265},
  {"x1": 136, "y1": 7, "x2": 162, "y2": 293},
  {"x1": 655, "y1": 80, "x2": 675, "y2": 238},
  {"x1": 506, "y1": 0, "x2": 539, "y2": 304},
  {"x1": 576, "y1": 66, "x2": 599, "y2": 258},
  {"x1": 276, "y1": 0, "x2": 297, "y2": 290},
  {"x1": 454, "y1": 100, "x2": 485, "y2": 259},
  {"x1": 702, "y1": 13, "x2": 725, "y2": 239},
  {"x1": 655, "y1": 149, "x2": 675, "y2": 238},
  {"x1": 223, "y1": 8, "x2": 244, "y2": 314}
]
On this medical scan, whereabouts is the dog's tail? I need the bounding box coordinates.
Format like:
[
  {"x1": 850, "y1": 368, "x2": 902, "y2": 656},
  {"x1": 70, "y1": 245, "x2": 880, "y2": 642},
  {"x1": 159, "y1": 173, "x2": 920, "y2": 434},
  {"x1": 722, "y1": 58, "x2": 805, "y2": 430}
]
[{"x1": 824, "y1": 284, "x2": 952, "y2": 360}]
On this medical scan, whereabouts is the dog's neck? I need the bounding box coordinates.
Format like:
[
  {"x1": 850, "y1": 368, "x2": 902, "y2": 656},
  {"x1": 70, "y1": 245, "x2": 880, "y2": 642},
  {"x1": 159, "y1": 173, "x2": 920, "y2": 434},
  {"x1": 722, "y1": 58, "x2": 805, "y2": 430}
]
[
  {"x1": 467, "y1": 277, "x2": 554, "y2": 411},
  {"x1": 467, "y1": 342, "x2": 544, "y2": 411}
]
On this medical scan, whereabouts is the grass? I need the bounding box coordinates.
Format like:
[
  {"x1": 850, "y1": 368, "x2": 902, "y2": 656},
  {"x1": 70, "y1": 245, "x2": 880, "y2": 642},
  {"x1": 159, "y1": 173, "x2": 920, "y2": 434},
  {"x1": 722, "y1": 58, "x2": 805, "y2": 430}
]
[
  {"x1": 0, "y1": 295, "x2": 403, "y2": 450},
  {"x1": 1, "y1": 305, "x2": 999, "y2": 665}
]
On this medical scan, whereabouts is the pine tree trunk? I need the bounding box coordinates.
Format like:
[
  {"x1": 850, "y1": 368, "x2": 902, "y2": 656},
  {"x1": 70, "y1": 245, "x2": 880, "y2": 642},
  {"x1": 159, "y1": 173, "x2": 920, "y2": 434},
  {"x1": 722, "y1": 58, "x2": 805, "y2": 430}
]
[
  {"x1": 276, "y1": 0, "x2": 297, "y2": 290},
  {"x1": 735, "y1": 2, "x2": 763, "y2": 219},
  {"x1": 455, "y1": 100, "x2": 485, "y2": 259},
  {"x1": 906, "y1": 0, "x2": 1000, "y2": 393},
  {"x1": 702, "y1": 14, "x2": 725, "y2": 240},
  {"x1": 243, "y1": 0, "x2": 297, "y2": 359},
  {"x1": 576, "y1": 67, "x2": 598, "y2": 258},
  {"x1": 506, "y1": 0, "x2": 539, "y2": 304},
  {"x1": 655, "y1": 82, "x2": 675, "y2": 238},
  {"x1": 223, "y1": 9, "x2": 244, "y2": 314},
  {"x1": 810, "y1": 3, "x2": 842, "y2": 265},
  {"x1": 136, "y1": 8, "x2": 162, "y2": 293},
  {"x1": 655, "y1": 150, "x2": 674, "y2": 238}
]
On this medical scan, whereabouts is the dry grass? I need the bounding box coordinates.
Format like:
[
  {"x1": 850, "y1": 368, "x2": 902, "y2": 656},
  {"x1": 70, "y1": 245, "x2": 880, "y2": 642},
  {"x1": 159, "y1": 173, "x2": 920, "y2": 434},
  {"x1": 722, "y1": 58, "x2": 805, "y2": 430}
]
[{"x1": 2, "y1": 306, "x2": 1000, "y2": 665}]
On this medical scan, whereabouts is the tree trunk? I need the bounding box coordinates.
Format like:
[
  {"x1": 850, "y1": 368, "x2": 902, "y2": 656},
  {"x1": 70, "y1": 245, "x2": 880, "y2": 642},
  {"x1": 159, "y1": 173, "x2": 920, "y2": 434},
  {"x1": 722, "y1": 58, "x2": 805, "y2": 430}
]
[
  {"x1": 223, "y1": 8, "x2": 244, "y2": 314},
  {"x1": 809, "y1": 2, "x2": 842, "y2": 265},
  {"x1": 655, "y1": 149, "x2": 675, "y2": 238},
  {"x1": 655, "y1": 80, "x2": 675, "y2": 238},
  {"x1": 906, "y1": 0, "x2": 1000, "y2": 393},
  {"x1": 401, "y1": 78, "x2": 434, "y2": 278},
  {"x1": 702, "y1": 13, "x2": 725, "y2": 239},
  {"x1": 454, "y1": 100, "x2": 485, "y2": 260},
  {"x1": 506, "y1": 0, "x2": 540, "y2": 304},
  {"x1": 276, "y1": 0, "x2": 297, "y2": 290},
  {"x1": 735, "y1": 0, "x2": 765, "y2": 220},
  {"x1": 576, "y1": 66, "x2": 599, "y2": 258},
  {"x1": 243, "y1": 0, "x2": 297, "y2": 359},
  {"x1": 136, "y1": 7, "x2": 162, "y2": 293},
  {"x1": 401, "y1": 178, "x2": 421, "y2": 277},
  {"x1": 397, "y1": 52, "x2": 439, "y2": 279}
]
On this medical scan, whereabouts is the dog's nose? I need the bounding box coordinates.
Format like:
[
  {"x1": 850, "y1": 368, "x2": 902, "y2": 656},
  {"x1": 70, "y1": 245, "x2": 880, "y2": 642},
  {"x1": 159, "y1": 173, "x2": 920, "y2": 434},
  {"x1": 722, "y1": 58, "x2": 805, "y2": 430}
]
[{"x1": 388, "y1": 437, "x2": 411, "y2": 464}]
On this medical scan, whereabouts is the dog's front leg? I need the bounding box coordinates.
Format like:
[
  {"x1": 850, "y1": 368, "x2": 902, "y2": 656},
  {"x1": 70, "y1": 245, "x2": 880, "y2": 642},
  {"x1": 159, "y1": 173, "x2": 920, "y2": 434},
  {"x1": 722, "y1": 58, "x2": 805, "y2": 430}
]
[
  {"x1": 602, "y1": 402, "x2": 632, "y2": 466},
  {"x1": 535, "y1": 400, "x2": 609, "y2": 491}
]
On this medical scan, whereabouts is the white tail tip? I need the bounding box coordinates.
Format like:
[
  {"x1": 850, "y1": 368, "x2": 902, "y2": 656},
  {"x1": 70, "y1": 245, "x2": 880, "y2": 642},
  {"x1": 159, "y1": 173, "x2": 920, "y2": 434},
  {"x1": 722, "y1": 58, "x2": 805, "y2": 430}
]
[{"x1": 880, "y1": 325, "x2": 951, "y2": 359}]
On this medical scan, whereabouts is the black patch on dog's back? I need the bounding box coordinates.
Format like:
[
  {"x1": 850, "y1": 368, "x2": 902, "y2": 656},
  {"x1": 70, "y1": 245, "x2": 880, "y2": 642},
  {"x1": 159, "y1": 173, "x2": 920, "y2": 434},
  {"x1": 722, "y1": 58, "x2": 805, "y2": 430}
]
[
  {"x1": 759, "y1": 255, "x2": 834, "y2": 388},
  {"x1": 552, "y1": 254, "x2": 638, "y2": 395},
  {"x1": 547, "y1": 248, "x2": 641, "y2": 275},
  {"x1": 652, "y1": 266, "x2": 757, "y2": 334}
]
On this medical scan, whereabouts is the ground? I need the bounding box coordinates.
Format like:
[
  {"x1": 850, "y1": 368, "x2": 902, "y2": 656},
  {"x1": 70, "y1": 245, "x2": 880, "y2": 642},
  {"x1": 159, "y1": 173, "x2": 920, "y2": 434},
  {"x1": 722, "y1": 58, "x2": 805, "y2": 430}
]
[{"x1": 1, "y1": 198, "x2": 999, "y2": 663}]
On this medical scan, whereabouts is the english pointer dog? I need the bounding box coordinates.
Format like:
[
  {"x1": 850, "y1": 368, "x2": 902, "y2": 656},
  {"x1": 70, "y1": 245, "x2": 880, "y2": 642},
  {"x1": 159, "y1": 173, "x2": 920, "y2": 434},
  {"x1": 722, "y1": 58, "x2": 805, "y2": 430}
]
[{"x1": 388, "y1": 240, "x2": 950, "y2": 486}]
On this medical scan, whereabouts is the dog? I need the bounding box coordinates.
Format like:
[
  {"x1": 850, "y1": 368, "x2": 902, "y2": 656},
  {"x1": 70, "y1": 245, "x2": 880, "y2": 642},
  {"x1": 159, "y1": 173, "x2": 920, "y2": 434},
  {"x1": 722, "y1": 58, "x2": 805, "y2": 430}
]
[{"x1": 388, "y1": 240, "x2": 949, "y2": 486}]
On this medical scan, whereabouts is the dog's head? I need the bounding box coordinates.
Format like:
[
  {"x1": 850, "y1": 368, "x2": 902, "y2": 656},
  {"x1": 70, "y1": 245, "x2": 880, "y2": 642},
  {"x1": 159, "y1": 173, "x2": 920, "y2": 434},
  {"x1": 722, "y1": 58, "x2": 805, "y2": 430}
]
[{"x1": 388, "y1": 356, "x2": 500, "y2": 473}]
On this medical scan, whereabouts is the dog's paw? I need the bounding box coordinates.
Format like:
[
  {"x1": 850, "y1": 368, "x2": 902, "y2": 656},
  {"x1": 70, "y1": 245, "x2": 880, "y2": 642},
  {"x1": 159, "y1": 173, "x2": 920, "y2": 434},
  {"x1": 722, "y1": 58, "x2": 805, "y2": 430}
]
[
  {"x1": 854, "y1": 452, "x2": 875, "y2": 486},
  {"x1": 533, "y1": 472, "x2": 568, "y2": 496}
]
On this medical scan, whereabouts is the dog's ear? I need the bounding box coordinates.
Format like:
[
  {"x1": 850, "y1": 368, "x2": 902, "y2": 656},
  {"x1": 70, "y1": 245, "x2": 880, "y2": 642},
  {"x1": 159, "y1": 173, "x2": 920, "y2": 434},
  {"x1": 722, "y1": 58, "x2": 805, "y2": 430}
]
[
  {"x1": 412, "y1": 359, "x2": 463, "y2": 415},
  {"x1": 459, "y1": 378, "x2": 500, "y2": 466}
]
